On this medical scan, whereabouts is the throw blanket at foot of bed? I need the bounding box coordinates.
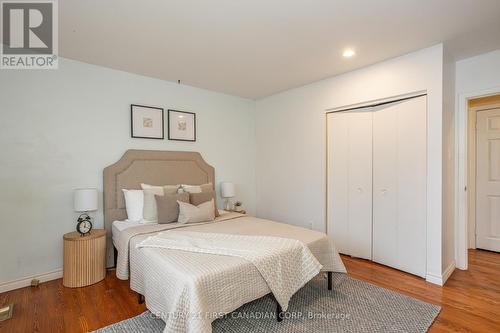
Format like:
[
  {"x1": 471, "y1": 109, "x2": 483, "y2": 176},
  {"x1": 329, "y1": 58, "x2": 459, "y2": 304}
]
[{"x1": 137, "y1": 231, "x2": 322, "y2": 312}]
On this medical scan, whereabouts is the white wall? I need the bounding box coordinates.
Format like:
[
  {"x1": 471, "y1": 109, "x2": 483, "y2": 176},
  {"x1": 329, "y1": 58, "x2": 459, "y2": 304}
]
[
  {"x1": 256, "y1": 45, "x2": 445, "y2": 282},
  {"x1": 455, "y1": 48, "x2": 500, "y2": 270},
  {"x1": 3, "y1": 44, "x2": 484, "y2": 288},
  {"x1": 456, "y1": 49, "x2": 500, "y2": 94},
  {"x1": 0, "y1": 58, "x2": 256, "y2": 284},
  {"x1": 442, "y1": 46, "x2": 456, "y2": 275}
]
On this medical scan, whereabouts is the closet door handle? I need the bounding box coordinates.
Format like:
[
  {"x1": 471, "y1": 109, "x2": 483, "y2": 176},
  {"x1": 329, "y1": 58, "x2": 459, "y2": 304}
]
[
  {"x1": 380, "y1": 189, "x2": 388, "y2": 196},
  {"x1": 357, "y1": 187, "x2": 363, "y2": 194}
]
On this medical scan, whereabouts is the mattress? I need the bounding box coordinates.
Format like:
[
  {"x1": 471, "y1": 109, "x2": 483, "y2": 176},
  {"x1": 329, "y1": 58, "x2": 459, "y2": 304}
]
[
  {"x1": 112, "y1": 220, "x2": 142, "y2": 247},
  {"x1": 112, "y1": 210, "x2": 231, "y2": 247}
]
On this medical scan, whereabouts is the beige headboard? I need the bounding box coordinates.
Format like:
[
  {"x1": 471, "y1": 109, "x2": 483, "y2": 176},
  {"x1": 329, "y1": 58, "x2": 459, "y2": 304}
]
[{"x1": 103, "y1": 149, "x2": 215, "y2": 265}]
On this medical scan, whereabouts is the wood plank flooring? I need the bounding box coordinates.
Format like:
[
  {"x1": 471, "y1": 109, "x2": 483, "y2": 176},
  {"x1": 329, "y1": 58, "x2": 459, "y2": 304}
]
[{"x1": 0, "y1": 249, "x2": 498, "y2": 332}]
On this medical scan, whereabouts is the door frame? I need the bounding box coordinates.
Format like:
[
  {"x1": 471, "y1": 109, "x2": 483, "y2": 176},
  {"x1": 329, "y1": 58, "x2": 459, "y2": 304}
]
[
  {"x1": 467, "y1": 103, "x2": 500, "y2": 250},
  {"x1": 456, "y1": 86, "x2": 500, "y2": 270}
]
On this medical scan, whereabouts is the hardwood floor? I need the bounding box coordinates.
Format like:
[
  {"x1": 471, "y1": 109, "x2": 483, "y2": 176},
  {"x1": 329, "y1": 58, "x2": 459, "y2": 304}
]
[
  {"x1": 1, "y1": 249, "x2": 499, "y2": 332},
  {"x1": 344, "y1": 250, "x2": 500, "y2": 332},
  {"x1": 0, "y1": 272, "x2": 147, "y2": 333}
]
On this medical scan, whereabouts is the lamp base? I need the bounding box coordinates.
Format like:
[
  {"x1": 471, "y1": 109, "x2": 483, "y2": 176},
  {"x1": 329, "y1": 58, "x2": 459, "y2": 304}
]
[{"x1": 224, "y1": 199, "x2": 233, "y2": 211}]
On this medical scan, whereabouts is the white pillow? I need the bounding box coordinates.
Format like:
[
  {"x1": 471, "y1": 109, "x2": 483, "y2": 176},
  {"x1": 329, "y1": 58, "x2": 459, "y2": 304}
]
[
  {"x1": 177, "y1": 199, "x2": 215, "y2": 224},
  {"x1": 141, "y1": 189, "x2": 160, "y2": 223},
  {"x1": 122, "y1": 189, "x2": 144, "y2": 223}
]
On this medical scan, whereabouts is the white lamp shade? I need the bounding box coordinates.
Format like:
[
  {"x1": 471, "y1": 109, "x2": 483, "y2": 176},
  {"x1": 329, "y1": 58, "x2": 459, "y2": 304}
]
[
  {"x1": 74, "y1": 188, "x2": 98, "y2": 212},
  {"x1": 220, "y1": 182, "x2": 235, "y2": 198}
]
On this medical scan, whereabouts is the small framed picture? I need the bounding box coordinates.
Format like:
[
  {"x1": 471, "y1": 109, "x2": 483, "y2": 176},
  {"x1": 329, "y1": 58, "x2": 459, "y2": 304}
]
[
  {"x1": 131, "y1": 104, "x2": 164, "y2": 139},
  {"x1": 168, "y1": 109, "x2": 196, "y2": 142}
]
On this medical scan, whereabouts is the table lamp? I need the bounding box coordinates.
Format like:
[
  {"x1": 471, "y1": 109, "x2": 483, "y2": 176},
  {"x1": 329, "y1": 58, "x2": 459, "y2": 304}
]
[
  {"x1": 220, "y1": 182, "x2": 235, "y2": 211},
  {"x1": 74, "y1": 188, "x2": 98, "y2": 236}
]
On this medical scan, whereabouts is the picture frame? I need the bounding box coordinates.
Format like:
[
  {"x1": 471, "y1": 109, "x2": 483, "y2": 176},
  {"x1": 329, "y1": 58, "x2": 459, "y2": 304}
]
[
  {"x1": 168, "y1": 109, "x2": 196, "y2": 142},
  {"x1": 131, "y1": 104, "x2": 164, "y2": 139}
]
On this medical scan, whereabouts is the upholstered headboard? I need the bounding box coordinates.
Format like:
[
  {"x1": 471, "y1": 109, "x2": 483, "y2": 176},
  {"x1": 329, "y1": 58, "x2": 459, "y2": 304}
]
[{"x1": 103, "y1": 149, "x2": 215, "y2": 265}]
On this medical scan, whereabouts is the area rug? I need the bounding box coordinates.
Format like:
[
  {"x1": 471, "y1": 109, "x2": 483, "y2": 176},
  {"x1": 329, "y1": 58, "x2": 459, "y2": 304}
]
[{"x1": 91, "y1": 274, "x2": 440, "y2": 333}]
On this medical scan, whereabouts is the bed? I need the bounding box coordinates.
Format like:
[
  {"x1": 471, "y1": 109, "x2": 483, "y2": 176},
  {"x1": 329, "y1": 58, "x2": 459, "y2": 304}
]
[{"x1": 104, "y1": 150, "x2": 346, "y2": 333}]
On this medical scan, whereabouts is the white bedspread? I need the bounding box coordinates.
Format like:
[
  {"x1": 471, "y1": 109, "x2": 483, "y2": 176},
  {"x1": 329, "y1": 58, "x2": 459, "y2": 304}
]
[
  {"x1": 115, "y1": 214, "x2": 346, "y2": 333},
  {"x1": 115, "y1": 213, "x2": 240, "y2": 279},
  {"x1": 137, "y1": 231, "x2": 322, "y2": 312}
]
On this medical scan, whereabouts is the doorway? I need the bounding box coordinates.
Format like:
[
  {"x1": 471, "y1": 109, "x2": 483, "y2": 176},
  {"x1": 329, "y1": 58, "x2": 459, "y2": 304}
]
[{"x1": 467, "y1": 94, "x2": 500, "y2": 252}]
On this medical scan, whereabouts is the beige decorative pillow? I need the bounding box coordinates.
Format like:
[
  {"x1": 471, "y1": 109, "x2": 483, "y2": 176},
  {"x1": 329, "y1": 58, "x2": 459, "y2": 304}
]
[
  {"x1": 141, "y1": 184, "x2": 181, "y2": 222},
  {"x1": 142, "y1": 189, "x2": 160, "y2": 222},
  {"x1": 179, "y1": 183, "x2": 213, "y2": 193},
  {"x1": 180, "y1": 183, "x2": 219, "y2": 212},
  {"x1": 155, "y1": 193, "x2": 190, "y2": 224},
  {"x1": 141, "y1": 183, "x2": 179, "y2": 194},
  {"x1": 180, "y1": 184, "x2": 202, "y2": 194},
  {"x1": 177, "y1": 199, "x2": 215, "y2": 224},
  {"x1": 189, "y1": 191, "x2": 220, "y2": 217}
]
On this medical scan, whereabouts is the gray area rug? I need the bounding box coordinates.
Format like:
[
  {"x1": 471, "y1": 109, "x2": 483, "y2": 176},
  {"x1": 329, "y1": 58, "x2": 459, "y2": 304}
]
[{"x1": 92, "y1": 274, "x2": 440, "y2": 333}]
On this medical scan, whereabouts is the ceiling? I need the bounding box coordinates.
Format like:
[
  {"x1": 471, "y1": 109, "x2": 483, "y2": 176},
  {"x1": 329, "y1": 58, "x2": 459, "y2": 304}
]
[{"x1": 60, "y1": 0, "x2": 500, "y2": 99}]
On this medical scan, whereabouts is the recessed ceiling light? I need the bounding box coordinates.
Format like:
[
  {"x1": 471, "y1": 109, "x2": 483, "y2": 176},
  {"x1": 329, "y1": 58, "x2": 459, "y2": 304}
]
[{"x1": 343, "y1": 49, "x2": 355, "y2": 58}]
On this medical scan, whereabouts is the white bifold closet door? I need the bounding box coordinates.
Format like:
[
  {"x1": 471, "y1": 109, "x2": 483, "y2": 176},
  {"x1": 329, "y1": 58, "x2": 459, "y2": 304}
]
[
  {"x1": 327, "y1": 111, "x2": 373, "y2": 260},
  {"x1": 372, "y1": 96, "x2": 427, "y2": 277},
  {"x1": 327, "y1": 95, "x2": 427, "y2": 277}
]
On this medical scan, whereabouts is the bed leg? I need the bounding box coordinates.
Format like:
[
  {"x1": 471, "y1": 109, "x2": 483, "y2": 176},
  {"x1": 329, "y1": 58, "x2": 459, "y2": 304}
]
[
  {"x1": 276, "y1": 301, "x2": 283, "y2": 322},
  {"x1": 138, "y1": 293, "x2": 144, "y2": 304},
  {"x1": 113, "y1": 247, "x2": 118, "y2": 268},
  {"x1": 328, "y1": 272, "x2": 333, "y2": 291}
]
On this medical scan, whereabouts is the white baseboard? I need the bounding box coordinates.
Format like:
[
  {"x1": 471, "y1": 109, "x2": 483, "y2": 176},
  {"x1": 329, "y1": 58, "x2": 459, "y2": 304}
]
[
  {"x1": 442, "y1": 260, "x2": 456, "y2": 284},
  {"x1": 0, "y1": 269, "x2": 63, "y2": 294},
  {"x1": 425, "y1": 260, "x2": 456, "y2": 286},
  {"x1": 1, "y1": 262, "x2": 458, "y2": 292},
  {"x1": 425, "y1": 273, "x2": 443, "y2": 286}
]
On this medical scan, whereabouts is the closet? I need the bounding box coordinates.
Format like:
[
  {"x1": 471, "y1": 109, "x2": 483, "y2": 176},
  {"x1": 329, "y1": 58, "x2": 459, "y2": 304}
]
[{"x1": 327, "y1": 95, "x2": 427, "y2": 277}]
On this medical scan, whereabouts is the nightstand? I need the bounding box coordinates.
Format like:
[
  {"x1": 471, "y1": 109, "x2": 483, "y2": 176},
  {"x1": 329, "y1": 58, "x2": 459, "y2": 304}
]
[{"x1": 63, "y1": 229, "x2": 106, "y2": 288}]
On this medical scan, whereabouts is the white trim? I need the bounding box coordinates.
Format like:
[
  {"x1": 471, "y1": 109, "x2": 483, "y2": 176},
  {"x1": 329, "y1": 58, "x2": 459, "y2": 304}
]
[
  {"x1": 425, "y1": 260, "x2": 455, "y2": 286},
  {"x1": 467, "y1": 107, "x2": 477, "y2": 249},
  {"x1": 456, "y1": 86, "x2": 500, "y2": 271},
  {"x1": 0, "y1": 269, "x2": 63, "y2": 293},
  {"x1": 325, "y1": 90, "x2": 427, "y2": 112}
]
